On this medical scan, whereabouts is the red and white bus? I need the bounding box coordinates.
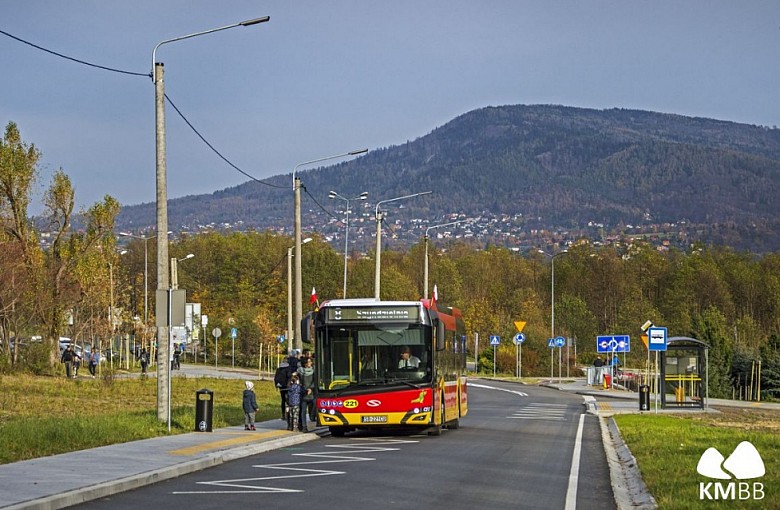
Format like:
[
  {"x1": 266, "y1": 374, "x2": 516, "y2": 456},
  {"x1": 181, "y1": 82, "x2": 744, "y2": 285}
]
[{"x1": 303, "y1": 298, "x2": 467, "y2": 437}]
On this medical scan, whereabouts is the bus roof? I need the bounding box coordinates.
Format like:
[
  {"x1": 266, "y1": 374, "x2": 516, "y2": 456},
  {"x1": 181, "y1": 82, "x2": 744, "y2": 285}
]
[{"x1": 318, "y1": 298, "x2": 424, "y2": 308}]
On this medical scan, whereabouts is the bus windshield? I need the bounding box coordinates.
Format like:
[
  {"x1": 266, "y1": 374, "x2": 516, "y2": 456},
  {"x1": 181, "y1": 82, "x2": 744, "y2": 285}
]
[{"x1": 316, "y1": 323, "x2": 432, "y2": 392}]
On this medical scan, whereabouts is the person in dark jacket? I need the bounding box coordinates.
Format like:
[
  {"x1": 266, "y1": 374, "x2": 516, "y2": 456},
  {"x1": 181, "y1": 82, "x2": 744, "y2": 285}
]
[
  {"x1": 297, "y1": 357, "x2": 316, "y2": 428},
  {"x1": 286, "y1": 373, "x2": 305, "y2": 432},
  {"x1": 61, "y1": 345, "x2": 75, "y2": 378},
  {"x1": 274, "y1": 360, "x2": 291, "y2": 421},
  {"x1": 243, "y1": 381, "x2": 259, "y2": 431}
]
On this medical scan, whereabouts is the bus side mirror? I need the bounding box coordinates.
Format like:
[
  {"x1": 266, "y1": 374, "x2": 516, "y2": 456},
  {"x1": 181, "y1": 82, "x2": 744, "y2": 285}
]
[
  {"x1": 300, "y1": 312, "x2": 313, "y2": 344},
  {"x1": 436, "y1": 319, "x2": 446, "y2": 351}
]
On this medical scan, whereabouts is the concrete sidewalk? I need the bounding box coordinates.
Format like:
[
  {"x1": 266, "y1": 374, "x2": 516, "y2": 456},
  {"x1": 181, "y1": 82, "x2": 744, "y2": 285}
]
[{"x1": 0, "y1": 419, "x2": 320, "y2": 510}]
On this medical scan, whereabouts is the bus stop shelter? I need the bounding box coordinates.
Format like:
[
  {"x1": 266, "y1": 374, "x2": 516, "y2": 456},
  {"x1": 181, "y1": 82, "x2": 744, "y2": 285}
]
[{"x1": 660, "y1": 336, "x2": 709, "y2": 409}]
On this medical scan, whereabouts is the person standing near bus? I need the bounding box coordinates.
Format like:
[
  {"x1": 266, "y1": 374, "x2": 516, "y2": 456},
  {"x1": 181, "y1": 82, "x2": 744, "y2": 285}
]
[
  {"x1": 286, "y1": 373, "x2": 304, "y2": 432},
  {"x1": 274, "y1": 359, "x2": 291, "y2": 421},
  {"x1": 398, "y1": 346, "x2": 420, "y2": 369},
  {"x1": 297, "y1": 357, "x2": 315, "y2": 429}
]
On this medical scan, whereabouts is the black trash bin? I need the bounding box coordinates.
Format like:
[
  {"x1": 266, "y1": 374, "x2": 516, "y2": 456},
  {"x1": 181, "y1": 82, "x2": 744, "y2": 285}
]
[
  {"x1": 195, "y1": 388, "x2": 214, "y2": 432},
  {"x1": 639, "y1": 385, "x2": 650, "y2": 411}
]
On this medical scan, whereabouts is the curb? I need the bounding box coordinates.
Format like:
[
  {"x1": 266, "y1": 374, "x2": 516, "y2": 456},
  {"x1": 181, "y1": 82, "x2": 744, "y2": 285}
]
[{"x1": 3, "y1": 433, "x2": 319, "y2": 510}]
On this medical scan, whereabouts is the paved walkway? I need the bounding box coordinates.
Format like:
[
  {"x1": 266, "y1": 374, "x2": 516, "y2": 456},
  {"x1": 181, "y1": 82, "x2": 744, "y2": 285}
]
[{"x1": 1, "y1": 376, "x2": 776, "y2": 510}]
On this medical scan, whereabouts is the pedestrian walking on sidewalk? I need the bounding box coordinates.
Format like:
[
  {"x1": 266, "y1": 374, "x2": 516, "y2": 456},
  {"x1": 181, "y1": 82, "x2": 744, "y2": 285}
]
[{"x1": 243, "y1": 381, "x2": 259, "y2": 431}]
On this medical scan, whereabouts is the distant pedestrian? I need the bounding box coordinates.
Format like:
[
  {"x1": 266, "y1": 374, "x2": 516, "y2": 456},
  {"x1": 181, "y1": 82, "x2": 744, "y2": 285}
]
[
  {"x1": 286, "y1": 373, "x2": 304, "y2": 432},
  {"x1": 72, "y1": 350, "x2": 82, "y2": 378},
  {"x1": 88, "y1": 347, "x2": 99, "y2": 378},
  {"x1": 243, "y1": 381, "x2": 259, "y2": 431},
  {"x1": 139, "y1": 348, "x2": 149, "y2": 374},
  {"x1": 61, "y1": 345, "x2": 75, "y2": 378},
  {"x1": 593, "y1": 356, "x2": 604, "y2": 385},
  {"x1": 274, "y1": 360, "x2": 291, "y2": 421}
]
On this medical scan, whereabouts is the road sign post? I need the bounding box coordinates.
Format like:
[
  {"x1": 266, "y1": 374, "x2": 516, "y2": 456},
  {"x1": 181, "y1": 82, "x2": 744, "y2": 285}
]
[
  {"x1": 489, "y1": 335, "x2": 500, "y2": 377},
  {"x1": 212, "y1": 327, "x2": 222, "y2": 370},
  {"x1": 513, "y1": 333, "x2": 526, "y2": 378}
]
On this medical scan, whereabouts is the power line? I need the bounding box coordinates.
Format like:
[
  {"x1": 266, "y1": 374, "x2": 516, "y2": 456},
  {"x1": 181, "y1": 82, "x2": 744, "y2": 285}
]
[
  {"x1": 0, "y1": 28, "x2": 149, "y2": 77},
  {"x1": 1, "y1": 28, "x2": 283, "y2": 189},
  {"x1": 164, "y1": 93, "x2": 285, "y2": 189}
]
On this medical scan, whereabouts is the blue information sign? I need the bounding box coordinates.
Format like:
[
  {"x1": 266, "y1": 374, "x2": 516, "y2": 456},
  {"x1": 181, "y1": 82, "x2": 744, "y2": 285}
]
[
  {"x1": 648, "y1": 327, "x2": 667, "y2": 352},
  {"x1": 489, "y1": 335, "x2": 501, "y2": 346},
  {"x1": 597, "y1": 335, "x2": 631, "y2": 353}
]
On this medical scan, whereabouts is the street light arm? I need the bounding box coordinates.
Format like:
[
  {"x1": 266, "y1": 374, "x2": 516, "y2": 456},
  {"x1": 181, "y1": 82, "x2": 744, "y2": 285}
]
[
  {"x1": 292, "y1": 149, "x2": 368, "y2": 190},
  {"x1": 152, "y1": 16, "x2": 270, "y2": 82},
  {"x1": 375, "y1": 190, "x2": 433, "y2": 218},
  {"x1": 425, "y1": 219, "x2": 464, "y2": 239}
]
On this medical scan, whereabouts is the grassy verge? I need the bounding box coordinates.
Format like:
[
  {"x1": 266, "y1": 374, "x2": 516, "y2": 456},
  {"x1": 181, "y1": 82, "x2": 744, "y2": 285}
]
[
  {"x1": 0, "y1": 373, "x2": 280, "y2": 464},
  {"x1": 615, "y1": 408, "x2": 779, "y2": 510}
]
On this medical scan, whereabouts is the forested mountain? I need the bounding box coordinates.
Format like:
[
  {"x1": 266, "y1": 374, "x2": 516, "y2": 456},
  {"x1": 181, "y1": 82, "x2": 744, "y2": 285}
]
[{"x1": 117, "y1": 105, "x2": 780, "y2": 251}]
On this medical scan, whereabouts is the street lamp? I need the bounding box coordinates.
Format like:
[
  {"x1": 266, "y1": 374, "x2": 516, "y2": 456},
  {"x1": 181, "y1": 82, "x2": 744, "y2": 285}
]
[
  {"x1": 288, "y1": 238, "x2": 312, "y2": 354},
  {"x1": 152, "y1": 15, "x2": 268, "y2": 423},
  {"x1": 171, "y1": 253, "x2": 194, "y2": 290},
  {"x1": 329, "y1": 190, "x2": 368, "y2": 298},
  {"x1": 374, "y1": 191, "x2": 433, "y2": 299},
  {"x1": 293, "y1": 149, "x2": 367, "y2": 350},
  {"x1": 424, "y1": 220, "x2": 463, "y2": 300},
  {"x1": 539, "y1": 249, "x2": 568, "y2": 381}
]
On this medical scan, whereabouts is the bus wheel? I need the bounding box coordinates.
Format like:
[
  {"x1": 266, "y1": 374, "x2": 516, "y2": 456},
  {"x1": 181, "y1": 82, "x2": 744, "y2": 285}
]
[{"x1": 329, "y1": 426, "x2": 346, "y2": 437}]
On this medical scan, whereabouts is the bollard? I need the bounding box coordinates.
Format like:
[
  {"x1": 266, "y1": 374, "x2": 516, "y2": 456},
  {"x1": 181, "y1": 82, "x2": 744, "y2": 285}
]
[
  {"x1": 195, "y1": 388, "x2": 214, "y2": 432},
  {"x1": 639, "y1": 385, "x2": 650, "y2": 410}
]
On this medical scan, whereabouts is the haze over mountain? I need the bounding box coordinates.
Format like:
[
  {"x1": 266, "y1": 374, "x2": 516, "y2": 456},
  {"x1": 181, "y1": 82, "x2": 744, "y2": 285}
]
[{"x1": 116, "y1": 105, "x2": 780, "y2": 252}]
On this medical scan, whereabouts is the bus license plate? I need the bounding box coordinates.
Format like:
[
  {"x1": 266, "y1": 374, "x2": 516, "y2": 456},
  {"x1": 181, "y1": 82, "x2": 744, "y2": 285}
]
[{"x1": 361, "y1": 415, "x2": 387, "y2": 423}]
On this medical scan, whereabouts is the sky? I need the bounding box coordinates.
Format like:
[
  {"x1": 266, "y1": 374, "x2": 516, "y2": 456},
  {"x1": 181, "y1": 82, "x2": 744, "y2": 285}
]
[{"x1": 2, "y1": 1, "x2": 779, "y2": 214}]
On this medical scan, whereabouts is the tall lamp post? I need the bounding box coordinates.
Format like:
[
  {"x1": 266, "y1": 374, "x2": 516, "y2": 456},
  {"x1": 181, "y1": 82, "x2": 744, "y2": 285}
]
[
  {"x1": 539, "y1": 249, "x2": 568, "y2": 381},
  {"x1": 287, "y1": 238, "x2": 312, "y2": 354},
  {"x1": 374, "y1": 191, "x2": 433, "y2": 299},
  {"x1": 152, "y1": 15, "x2": 269, "y2": 423},
  {"x1": 424, "y1": 220, "x2": 463, "y2": 300},
  {"x1": 293, "y1": 149, "x2": 367, "y2": 351},
  {"x1": 329, "y1": 190, "x2": 368, "y2": 298}
]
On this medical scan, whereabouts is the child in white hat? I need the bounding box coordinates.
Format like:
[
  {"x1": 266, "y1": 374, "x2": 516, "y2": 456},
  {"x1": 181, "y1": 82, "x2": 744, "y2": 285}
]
[{"x1": 243, "y1": 381, "x2": 259, "y2": 430}]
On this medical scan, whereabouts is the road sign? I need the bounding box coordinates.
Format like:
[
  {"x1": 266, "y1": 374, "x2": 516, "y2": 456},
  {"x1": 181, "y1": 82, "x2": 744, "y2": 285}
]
[
  {"x1": 489, "y1": 335, "x2": 501, "y2": 346},
  {"x1": 597, "y1": 335, "x2": 631, "y2": 353},
  {"x1": 648, "y1": 327, "x2": 667, "y2": 352},
  {"x1": 547, "y1": 338, "x2": 555, "y2": 348},
  {"x1": 513, "y1": 333, "x2": 526, "y2": 345},
  {"x1": 212, "y1": 327, "x2": 222, "y2": 339},
  {"x1": 554, "y1": 336, "x2": 566, "y2": 348},
  {"x1": 230, "y1": 327, "x2": 237, "y2": 338},
  {"x1": 514, "y1": 321, "x2": 527, "y2": 333},
  {"x1": 277, "y1": 334, "x2": 285, "y2": 343}
]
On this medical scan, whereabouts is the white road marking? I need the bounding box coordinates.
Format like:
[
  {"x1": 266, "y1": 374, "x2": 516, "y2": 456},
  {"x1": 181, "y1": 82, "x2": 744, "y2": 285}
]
[
  {"x1": 565, "y1": 413, "x2": 586, "y2": 510},
  {"x1": 172, "y1": 438, "x2": 418, "y2": 495}
]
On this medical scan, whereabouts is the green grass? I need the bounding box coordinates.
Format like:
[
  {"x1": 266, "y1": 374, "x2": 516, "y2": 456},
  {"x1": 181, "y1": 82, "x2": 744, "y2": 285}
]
[
  {"x1": 615, "y1": 411, "x2": 779, "y2": 510},
  {"x1": 0, "y1": 373, "x2": 281, "y2": 464}
]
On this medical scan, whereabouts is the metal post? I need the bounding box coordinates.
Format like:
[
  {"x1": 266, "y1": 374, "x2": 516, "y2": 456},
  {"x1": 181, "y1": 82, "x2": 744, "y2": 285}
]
[{"x1": 287, "y1": 247, "x2": 293, "y2": 355}]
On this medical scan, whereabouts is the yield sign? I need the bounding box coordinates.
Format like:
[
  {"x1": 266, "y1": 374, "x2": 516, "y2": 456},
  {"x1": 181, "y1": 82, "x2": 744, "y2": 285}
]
[{"x1": 514, "y1": 321, "x2": 527, "y2": 333}]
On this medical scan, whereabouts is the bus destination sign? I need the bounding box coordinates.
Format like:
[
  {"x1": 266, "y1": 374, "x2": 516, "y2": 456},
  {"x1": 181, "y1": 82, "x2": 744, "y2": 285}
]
[{"x1": 328, "y1": 306, "x2": 420, "y2": 322}]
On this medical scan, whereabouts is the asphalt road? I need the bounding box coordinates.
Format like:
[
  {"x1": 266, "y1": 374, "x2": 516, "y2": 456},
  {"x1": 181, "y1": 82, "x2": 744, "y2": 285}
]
[{"x1": 76, "y1": 380, "x2": 614, "y2": 510}]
